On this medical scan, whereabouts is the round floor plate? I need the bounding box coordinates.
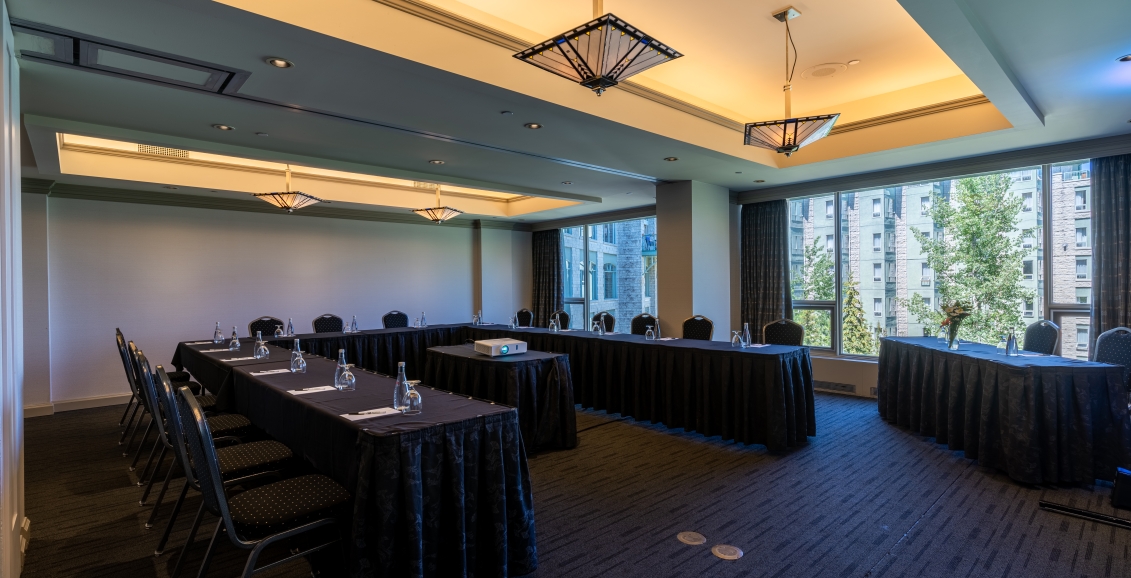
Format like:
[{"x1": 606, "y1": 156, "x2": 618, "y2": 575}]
[
  {"x1": 677, "y1": 531, "x2": 706, "y2": 545},
  {"x1": 712, "y1": 544, "x2": 743, "y2": 560}
]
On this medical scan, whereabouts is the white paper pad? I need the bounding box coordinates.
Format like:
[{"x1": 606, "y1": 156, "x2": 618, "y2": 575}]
[
  {"x1": 288, "y1": 386, "x2": 337, "y2": 395},
  {"x1": 251, "y1": 369, "x2": 292, "y2": 376},
  {"x1": 201, "y1": 348, "x2": 234, "y2": 353},
  {"x1": 658, "y1": 337, "x2": 678, "y2": 341},
  {"x1": 186, "y1": 341, "x2": 213, "y2": 345},
  {"x1": 221, "y1": 356, "x2": 255, "y2": 361},
  {"x1": 341, "y1": 407, "x2": 399, "y2": 421},
  {"x1": 746, "y1": 344, "x2": 770, "y2": 348}
]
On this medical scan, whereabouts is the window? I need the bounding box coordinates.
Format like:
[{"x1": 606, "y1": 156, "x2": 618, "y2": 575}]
[
  {"x1": 872, "y1": 198, "x2": 881, "y2": 217},
  {"x1": 872, "y1": 233, "x2": 882, "y2": 252},
  {"x1": 1052, "y1": 161, "x2": 1093, "y2": 304},
  {"x1": 1075, "y1": 187, "x2": 1089, "y2": 211},
  {"x1": 1076, "y1": 258, "x2": 1089, "y2": 279},
  {"x1": 589, "y1": 227, "x2": 598, "y2": 240},
  {"x1": 920, "y1": 196, "x2": 931, "y2": 216},
  {"x1": 1023, "y1": 260, "x2": 1033, "y2": 279},
  {"x1": 1077, "y1": 326, "x2": 1089, "y2": 351},
  {"x1": 791, "y1": 235, "x2": 802, "y2": 254},
  {"x1": 921, "y1": 263, "x2": 932, "y2": 286},
  {"x1": 787, "y1": 194, "x2": 837, "y2": 348},
  {"x1": 922, "y1": 297, "x2": 932, "y2": 308},
  {"x1": 826, "y1": 235, "x2": 834, "y2": 253},
  {"x1": 825, "y1": 200, "x2": 834, "y2": 219},
  {"x1": 588, "y1": 256, "x2": 597, "y2": 300},
  {"x1": 602, "y1": 224, "x2": 616, "y2": 244},
  {"x1": 1022, "y1": 192, "x2": 1033, "y2": 212},
  {"x1": 873, "y1": 263, "x2": 882, "y2": 282},
  {"x1": 1075, "y1": 219, "x2": 1090, "y2": 247},
  {"x1": 1076, "y1": 287, "x2": 1090, "y2": 304},
  {"x1": 873, "y1": 298, "x2": 883, "y2": 317},
  {"x1": 603, "y1": 262, "x2": 617, "y2": 299},
  {"x1": 1024, "y1": 299, "x2": 1034, "y2": 317},
  {"x1": 1022, "y1": 229, "x2": 1035, "y2": 249}
]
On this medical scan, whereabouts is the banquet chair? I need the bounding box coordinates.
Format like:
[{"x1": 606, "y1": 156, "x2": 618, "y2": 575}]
[
  {"x1": 120, "y1": 335, "x2": 203, "y2": 463},
  {"x1": 591, "y1": 312, "x2": 616, "y2": 332},
  {"x1": 116, "y1": 329, "x2": 193, "y2": 444},
  {"x1": 682, "y1": 315, "x2": 714, "y2": 341},
  {"x1": 382, "y1": 310, "x2": 409, "y2": 328},
  {"x1": 1093, "y1": 327, "x2": 1131, "y2": 405},
  {"x1": 550, "y1": 309, "x2": 570, "y2": 330},
  {"x1": 175, "y1": 387, "x2": 350, "y2": 578},
  {"x1": 248, "y1": 317, "x2": 284, "y2": 339},
  {"x1": 631, "y1": 313, "x2": 657, "y2": 336},
  {"x1": 311, "y1": 314, "x2": 344, "y2": 334},
  {"x1": 1023, "y1": 320, "x2": 1060, "y2": 355},
  {"x1": 516, "y1": 308, "x2": 534, "y2": 327},
  {"x1": 763, "y1": 319, "x2": 804, "y2": 346}
]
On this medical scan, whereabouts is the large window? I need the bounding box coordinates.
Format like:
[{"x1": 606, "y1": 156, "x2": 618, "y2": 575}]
[
  {"x1": 560, "y1": 217, "x2": 657, "y2": 330},
  {"x1": 786, "y1": 162, "x2": 1093, "y2": 358}
]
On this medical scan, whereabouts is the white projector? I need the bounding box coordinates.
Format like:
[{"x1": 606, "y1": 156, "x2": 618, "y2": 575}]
[{"x1": 474, "y1": 338, "x2": 527, "y2": 357}]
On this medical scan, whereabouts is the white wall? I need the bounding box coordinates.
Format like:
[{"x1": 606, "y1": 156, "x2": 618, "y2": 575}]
[
  {"x1": 478, "y1": 227, "x2": 532, "y2": 324},
  {"x1": 36, "y1": 197, "x2": 529, "y2": 407},
  {"x1": 20, "y1": 194, "x2": 48, "y2": 415}
]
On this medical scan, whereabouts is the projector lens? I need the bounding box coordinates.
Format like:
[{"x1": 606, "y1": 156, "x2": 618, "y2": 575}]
[{"x1": 501, "y1": 345, "x2": 509, "y2": 354}]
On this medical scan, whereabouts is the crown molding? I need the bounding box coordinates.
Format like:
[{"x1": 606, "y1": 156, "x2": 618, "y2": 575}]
[
  {"x1": 828, "y1": 95, "x2": 990, "y2": 136},
  {"x1": 24, "y1": 179, "x2": 532, "y2": 231},
  {"x1": 531, "y1": 204, "x2": 656, "y2": 231}
]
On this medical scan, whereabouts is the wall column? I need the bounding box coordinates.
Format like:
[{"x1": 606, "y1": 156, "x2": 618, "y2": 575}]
[{"x1": 656, "y1": 180, "x2": 731, "y2": 340}]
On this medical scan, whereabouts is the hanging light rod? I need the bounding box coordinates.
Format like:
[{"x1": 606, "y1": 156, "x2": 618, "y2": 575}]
[
  {"x1": 743, "y1": 7, "x2": 840, "y2": 157},
  {"x1": 251, "y1": 165, "x2": 326, "y2": 213},
  {"x1": 513, "y1": 0, "x2": 682, "y2": 96},
  {"x1": 412, "y1": 184, "x2": 464, "y2": 224}
]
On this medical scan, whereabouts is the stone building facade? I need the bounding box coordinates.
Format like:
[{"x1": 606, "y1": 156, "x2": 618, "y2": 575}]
[{"x1": 561, "y1": 218, "x2": 657, "y2": 330}]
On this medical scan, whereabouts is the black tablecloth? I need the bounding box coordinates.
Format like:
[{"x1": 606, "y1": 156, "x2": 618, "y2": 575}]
[
  {"x1": 465, "y1": 327, "x2": 814, "y2": 452},
  {"x1": 170, "y1": 339, "x2": 292, "y2": 401},
  {"x1": 269, "y1": 325, "x2": 467, "y2": 379},
  {"x1": 877, "y1": 336, "x2": 1131, "y2": 484},
  {"x1": 230, "y1": 357, "x2": 537, "y2": 577},
  {"x1": 423, "y1": 345, "x2": 577, "y2": 452}
]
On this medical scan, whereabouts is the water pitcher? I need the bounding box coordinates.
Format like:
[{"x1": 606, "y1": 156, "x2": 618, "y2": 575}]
[
  {"x1": 393, "y1": 362, "x2": 409, "y2": 411},
  {"x1": 228, "y1": 326, "x2": 240, "y2": 351},
  {"x1": 212, "y1": 322, "x2": 224, "y2": 344}
]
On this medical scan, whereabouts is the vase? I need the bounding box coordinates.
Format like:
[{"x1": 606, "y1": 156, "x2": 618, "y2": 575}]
[{"x1": 947, "y1": 320, "x2": 962, "y2": 350}]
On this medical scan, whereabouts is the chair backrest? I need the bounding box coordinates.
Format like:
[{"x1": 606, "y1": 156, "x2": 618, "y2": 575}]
[
  {"x1": 1023, "y1": 320, "x2": 1060, "y2": 355},
  {"x1": 130, "y1": 345, "x2": 171, "y2": 448},
  {"x1": 631, "y1": 313, "x2": 657, "y2": 336},
  {"x1": 248, "y1": 317, "x2": 284, "y2": 339},
  {"x1": 312, "y1": 314, "x2": 344, "y2": 333},
  {"x1": 176, "y1": 386, "x2": 234, "y2": 527},
  {"x1": 155, "y1": 365, "x2": 199, "y2": 491},
  {"x1": 382, "y1": 310, "x2": 409, "y2": 328},
  {"x1": 591, "y1": 312, "x2": 616, "y2": 332},
  {"x1": 763, "y1": 318, "x2": 804, "y2": 346},
  {"x1": 116, "y1": 329, "x2": 141, "y2": 400},
  {"x1": 682, "y1": 315, "x2": 714, "y2": 341},
  {"x1": 1094, "y1": 327, "x2": 1131, "y2": 387},
  {"x1": 550, "y1": 310, "x2": 570, "y2": 330},
  {"x1": 516, "y1": 309, "x2": 534, "y2": 327}
]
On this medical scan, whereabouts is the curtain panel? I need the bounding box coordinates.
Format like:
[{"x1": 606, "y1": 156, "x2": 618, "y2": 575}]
[
  {"x1": 1091, "y1": 154, "x2": 1131, "y2": 351},
  {"x1": 740, "y1": 201, "x2": 793, "y2": 343},
  {"x1": 531, "y1": 229, "x2": 563, "y2": 328}
]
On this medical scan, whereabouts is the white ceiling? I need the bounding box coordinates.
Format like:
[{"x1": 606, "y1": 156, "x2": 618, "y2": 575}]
[{"x1": 12, "y1": 0, "x2": 1131, "y2": 223}]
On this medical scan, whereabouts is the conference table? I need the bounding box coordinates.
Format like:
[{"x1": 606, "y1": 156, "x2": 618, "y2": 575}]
[
  {"x1": 170, "y1": 339, "x2": 293, "y2": 408},
  {"x1": 877, "y1": 336, "x2": 1131, "y2": 484}
]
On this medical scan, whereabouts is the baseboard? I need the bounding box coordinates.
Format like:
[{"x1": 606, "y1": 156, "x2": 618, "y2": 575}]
[
  {"x1": 23, "y1": 403, "x2": 54, "y2": 418},
  {"x1": 51, "y1": 393, "x2": 132, "y2": 413}
]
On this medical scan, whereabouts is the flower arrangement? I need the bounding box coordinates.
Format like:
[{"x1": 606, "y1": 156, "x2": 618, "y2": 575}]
[{"x1": 940, "y1": 302, "x2": 972, "y2": 349}]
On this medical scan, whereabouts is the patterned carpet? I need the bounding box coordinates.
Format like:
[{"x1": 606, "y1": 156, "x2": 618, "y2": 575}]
[{"x1": 22, "y1": 393, "x2": 1131, "y2": 577}]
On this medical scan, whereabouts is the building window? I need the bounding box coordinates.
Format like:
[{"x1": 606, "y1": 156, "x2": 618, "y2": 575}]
[
  {"x1": 588, "y1": 261, "x2": 597, "y2": 300},
  {"x1": 1076, "y1": 258, "x2": 1089, "y2": 279},
  {"x1": 922, "y1": 297, "x2": 932, "y2": 308},
  {"x1": 1022, "y1": 192, "x2": 1033, "y2": 212},
  {"x1": 920, "y1": 196, "x2": 931, "y2": 216},
  {"x1": 602, "y1": 224, "x2": 616, "y2": 244},
  {"x1": 791, "y1": 235, "x2": 802, "y2": 253},
  {"x1": 873, "y1": 263, "x2": 882, "y2": 282},
  {"x1": 1075, "y1": 219, "x2": 1090, "y2": 248},
  {"x1": 873, "y1": 298, "x2": 883, "y2": 317},
  {"x1": 872, "y1": 233, "x2": 882, "y2": 252},
  {"x1": 1023, "y1": 260, "x2": 1033, "y2": 279},
  {"x1": 921, "y1": 263, "x2": 932, "y2": 286},
  {"x1": 825, "y1": 200, "x2": 834, "y2": 219},
  {"x1": 1077, "y1": 326, "x2": 1089, "y2": 350},
  {"x1": 1022, "y1": 229, "x2": 1035, "y2": 249},
  {"x1": 1023, "y1": 299, "x2": 1034, "y2": 317},
  {"x1": 603, "y1": 263, "x2": 617, "y2": 299},
  {"x1": 589, "y1": 227, "x2": 598, "y2": 240},
  {"x1": 826, "y1": 235, "x2": 834, "y2": 253},
  {"x1": 1076, "y1": 287, "x2": 1090, "y2": 304},
  {"x1": 872, "y1": 198, "x2": 881, "y2": 217},
  {"x1": 564, "y1": 260, "x2": 573, "y2": 297},
  {"x1": 1075, "y1": 187, "x2": 1089, "y2": 211}
]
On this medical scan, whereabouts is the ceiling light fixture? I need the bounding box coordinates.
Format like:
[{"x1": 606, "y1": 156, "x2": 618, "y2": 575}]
[
  {"x1": 164, "y1": 186, "x2": 178, "y2": 190},
  {"x1": 847, "y1": 59, "x2": 861, "y2": 65},
  {"x1": 664, "y1": 157, "x2": 678, "y2": 162},
  {"x1": 500, "y1": 110, "x2": 514, "y2": 115},
  {"x1": 252, "y1": 164, "x2": 325, "y2": 213},
  {"x1": 212, "y1": 124, "x2": 235, "y2": 131},
  {"x1": 562, "y1": 181, "x2": 572, "y2": 185},
  {"x1": 513, "y1": 0, "x2": 682, "y2": 96},
  {"x1": 524, "y1": 122, "x2": 543, "y2": 129},
  {"x1": 754, "y1": 180, "x2": 765, "y2": 183},
  {"x1": 255, "y1": 132, "x2": 269, "y2": 137},
  {"x1": 412, "y1": 185, "x2": 464, "y2": 224},
  {"x1": 743, "y1": 7, "x2": 840, "y2": 157},
  {"x1": 429, "y1": 159, "x2": 445, "y2": 165},
  {"x1": 266, "y1": 57, "x2": 294, "y2": 68}
]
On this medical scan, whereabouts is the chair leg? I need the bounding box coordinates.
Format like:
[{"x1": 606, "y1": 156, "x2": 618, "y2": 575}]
[
  {"x1": 136, "y1": 435, "x2": 162, "y2": 483},
  {"x1": 196, "y1": 521, "x2": 223, "y2": 578},
  {"x1": 120, "y1": 404, "x2": 143, "y2": 449},
  {"x1": 242, "y1": 541, "x2": 267, "y2": 578},
  {"x1": 129, "y1": 418, "x2": 154, "y2": 471},
  {"x1": 155, "y1": 479, "x2": 190, "y2": 555},
  {"x1": 118, "y1": 396, "x2": 137, "y2": 427},
  {"x1": 140, "y1": 445, "x2": 168, "y2": 503},
  {"x1": 146, "y1": 459, "x2": 178, "y2": 529},
  {"x1": 124, "y1": 408, "x2": 150, "y2": 457},
  {"x1": 171, "y1": 502, "x2": 206, "y2": 578}
]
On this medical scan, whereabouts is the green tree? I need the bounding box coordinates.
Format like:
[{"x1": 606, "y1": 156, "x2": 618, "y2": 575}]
[
  {"x1": 795, "y1": 239, "x2": 834, "y2": 346},
  {"x1": 902, "y1": 174, "x2": 1031, "y2": 345},
  {"x1": 842, "y1": 272, "x2": 877, "y2": 354}
]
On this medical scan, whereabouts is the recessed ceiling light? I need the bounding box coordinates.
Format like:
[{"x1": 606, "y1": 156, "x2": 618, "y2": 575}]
[
  {"x1": 625, "y1": 192, "x2": 633, "y2": 195},
  {"x1": 524, "y1": 123, "x2": 543, "y2": 129},
  {"x1": 255, "y1": 132, "x2": 269, "y2": 137},
  {"x1": 848, "y1": 59, "x2": 861, "y2": 65},
  {"x1": 735, "y1": 171, "x2": 742, "y2": 174},
  {"x1": 500, "y1": 110, "x2": 513, "y2": 115},
  {"x1": 164, "y1": 186, "x2": 178, "y2": 190},
  {"x1": 266, "y1": 57, "x2": 294, "y2": 68},
  {"x1": 562, "y1": 181, "x2": 572, "y2": 185},
  {"x1": 212, "y1": 124, "x2": 234, "y2": 131},
  {"x1": 664, "y1": 157, "x2": 678, "y2": 162},
  {"x1": 429, "y1": 160, "x2": 445, "y2": 165},
  {"x1": 1118, "y1": 54, "x2": 1131, "y2": 62},
  {"x1": 754, "y1": 180, "x2": 765, "y2": 183}
]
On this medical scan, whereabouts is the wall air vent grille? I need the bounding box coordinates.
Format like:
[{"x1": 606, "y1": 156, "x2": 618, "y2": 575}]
[{"x1": 138, "y1": 144, "x2": 189, "y2": 158}]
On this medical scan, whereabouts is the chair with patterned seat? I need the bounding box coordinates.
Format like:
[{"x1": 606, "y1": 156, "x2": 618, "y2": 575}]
[
  {"x1": 763, "y1": 318, "x2": 804, "y2": 346},
  {"x1": 175, "y1": 387, "x2": 350, "y2": 578},
  {"x1": 1093, "y1": 327, "x2": 1131, "y2": 409},
  {"x1": 248, "y1": 317, "x2": 284, "y2": 340},
  {"x1": 550, "y1": 310, "x2": 570, "y2": 330},
  {"x1": 311, "y1": 314, "x2": 344, "y2": 333},
  {"x1": 591, "y1": 312, "x2": 616, "y2": 333},
  {"x1": 631, "y1": 313, "x2": 658, "y2": 336},
  {"x1": 1023, "y1": 319, "x2": 1060, "y2": 355},
  {"x1": 382, "y1": 310, "x2": 409, "y2": 328},
  {"x1": 682, "y1": 315, "x2": 714, "y2": 341},
  {"x1": 516, "y1": 308, "x2": 534, "y2": 327},
  {"x1": 116, "y1": 329, "x2": 193, "y2": 446}
]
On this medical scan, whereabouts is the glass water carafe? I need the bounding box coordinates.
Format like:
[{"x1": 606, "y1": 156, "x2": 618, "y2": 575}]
[
  {"x1": 253, "y1": 331, "x2": 269, "y2": 359},
  {"x1": 286, "y1": 318, "x2": 295, "y2": 336},
  {"x1": 350, "y1": 315, "x2": 359, "y2": 333},
  {"x1": 402, "y1": 380, "x2": 422, "y2": 415},
  {"x1": 290, "y1": 339, "x2": 306, "y2": 373},
  {"x1": 228, "y1": 326, "x2": 240, "y2": 351},
  {"x1": 333, "y1": 349, "x2": 347, "y2": 388},
  {"x1": 420, "y1": 311, "x2": 427, "y2": 327},
  {"x1": 742, "y1": 323, "x2": 752, "y2": 348},
  {"x1": 213, "y1": 322, "x2": 224, "y2": 344},
  {"x1": 393, "y1": 362, "x2": 409, "y2": 411}
]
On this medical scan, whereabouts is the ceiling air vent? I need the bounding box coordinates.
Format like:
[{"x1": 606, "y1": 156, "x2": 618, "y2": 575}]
[{"x1": 138, "y1": 144, "x2": 190, "y2": 158}]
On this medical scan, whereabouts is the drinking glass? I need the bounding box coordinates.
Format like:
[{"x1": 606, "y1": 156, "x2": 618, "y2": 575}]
[
  {"x1": 996, "y1": 335, "x2": 1008, "y2": 355},
  {"x1": 937, "y1": 325, "x2": 948, "y2": 346},
  {"x1": 402, "y1": 381, "x2": 422, "y2": 415},
  {"x1": 645, "y1": 326, "x2": 655, "y2": 340},
  {"x1": 336, "y1": 364, "x2": 356, "y2": 391},
  {"x1": 290, "y1": 351, "x2": 307, "y2": 374},
  {"x1": 273, "y1": 324, "x2": 283, "y2": 338},
  {"x1": 414, "y1": 317, "x2": 421, "y2": 328},
  {"x1": 731, "y1": 331, "x2": 743, "y2": 347}
]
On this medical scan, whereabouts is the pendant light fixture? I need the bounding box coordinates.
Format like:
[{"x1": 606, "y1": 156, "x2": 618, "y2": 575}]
[
  {"x1": 744, "y1": 7, "x2": 839, "y2": 157},
  {"x1": 412, "y1": 184, "x2": 464, "y2": 224},
  {"x1": 252, "y1": 165, "x2": 325, "y2": 212},
  {"x1": 514, "y1": 0, "x2": 682, "y2": 96}
]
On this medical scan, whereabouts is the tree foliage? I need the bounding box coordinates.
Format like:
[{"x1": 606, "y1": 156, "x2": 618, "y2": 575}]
[
  {"x1": 842, "y1": 272, "x2": 878, "y2": 354},
  {"x1": 795, "y1": 238, "x2": 834, "y2": 346}
]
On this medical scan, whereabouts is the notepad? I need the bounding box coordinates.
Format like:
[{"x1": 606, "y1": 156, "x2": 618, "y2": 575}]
[
  {"x1": 201, "y1": 348, "x2": 234, "y2": 353},
  {"x1": 222, "y1": 357, "x2": 255, "y2": 361},
  {"x1": 186, "y1": 341, "x2": 213, "y2": 345},
  {"x1": 288, "y1": 386, "x2": 337, "y2": 395},
  {"x1": 251, "y1": 369, "x2": 292, "y2": 376},
  {"x1": 341, "y1": 407, "x2": 399, "y2": 421},
  {"x1": 746, "y1": 344, "x2": 770, "y2": 348},
  {"x1": 658, "y1": 337, "x2": 678, "y2": 341}
]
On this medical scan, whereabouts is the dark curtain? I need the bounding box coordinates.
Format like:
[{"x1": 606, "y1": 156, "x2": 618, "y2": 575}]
[
  {"x1": 740, "y1": 201, "x2": 793, "y2": 343},
  {"x1": 1091, "y1": 154, "x2": 1131, "y2": 351},
  {"x1": 531, "y1": 229, "x2": 562, "y2": 328}
]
